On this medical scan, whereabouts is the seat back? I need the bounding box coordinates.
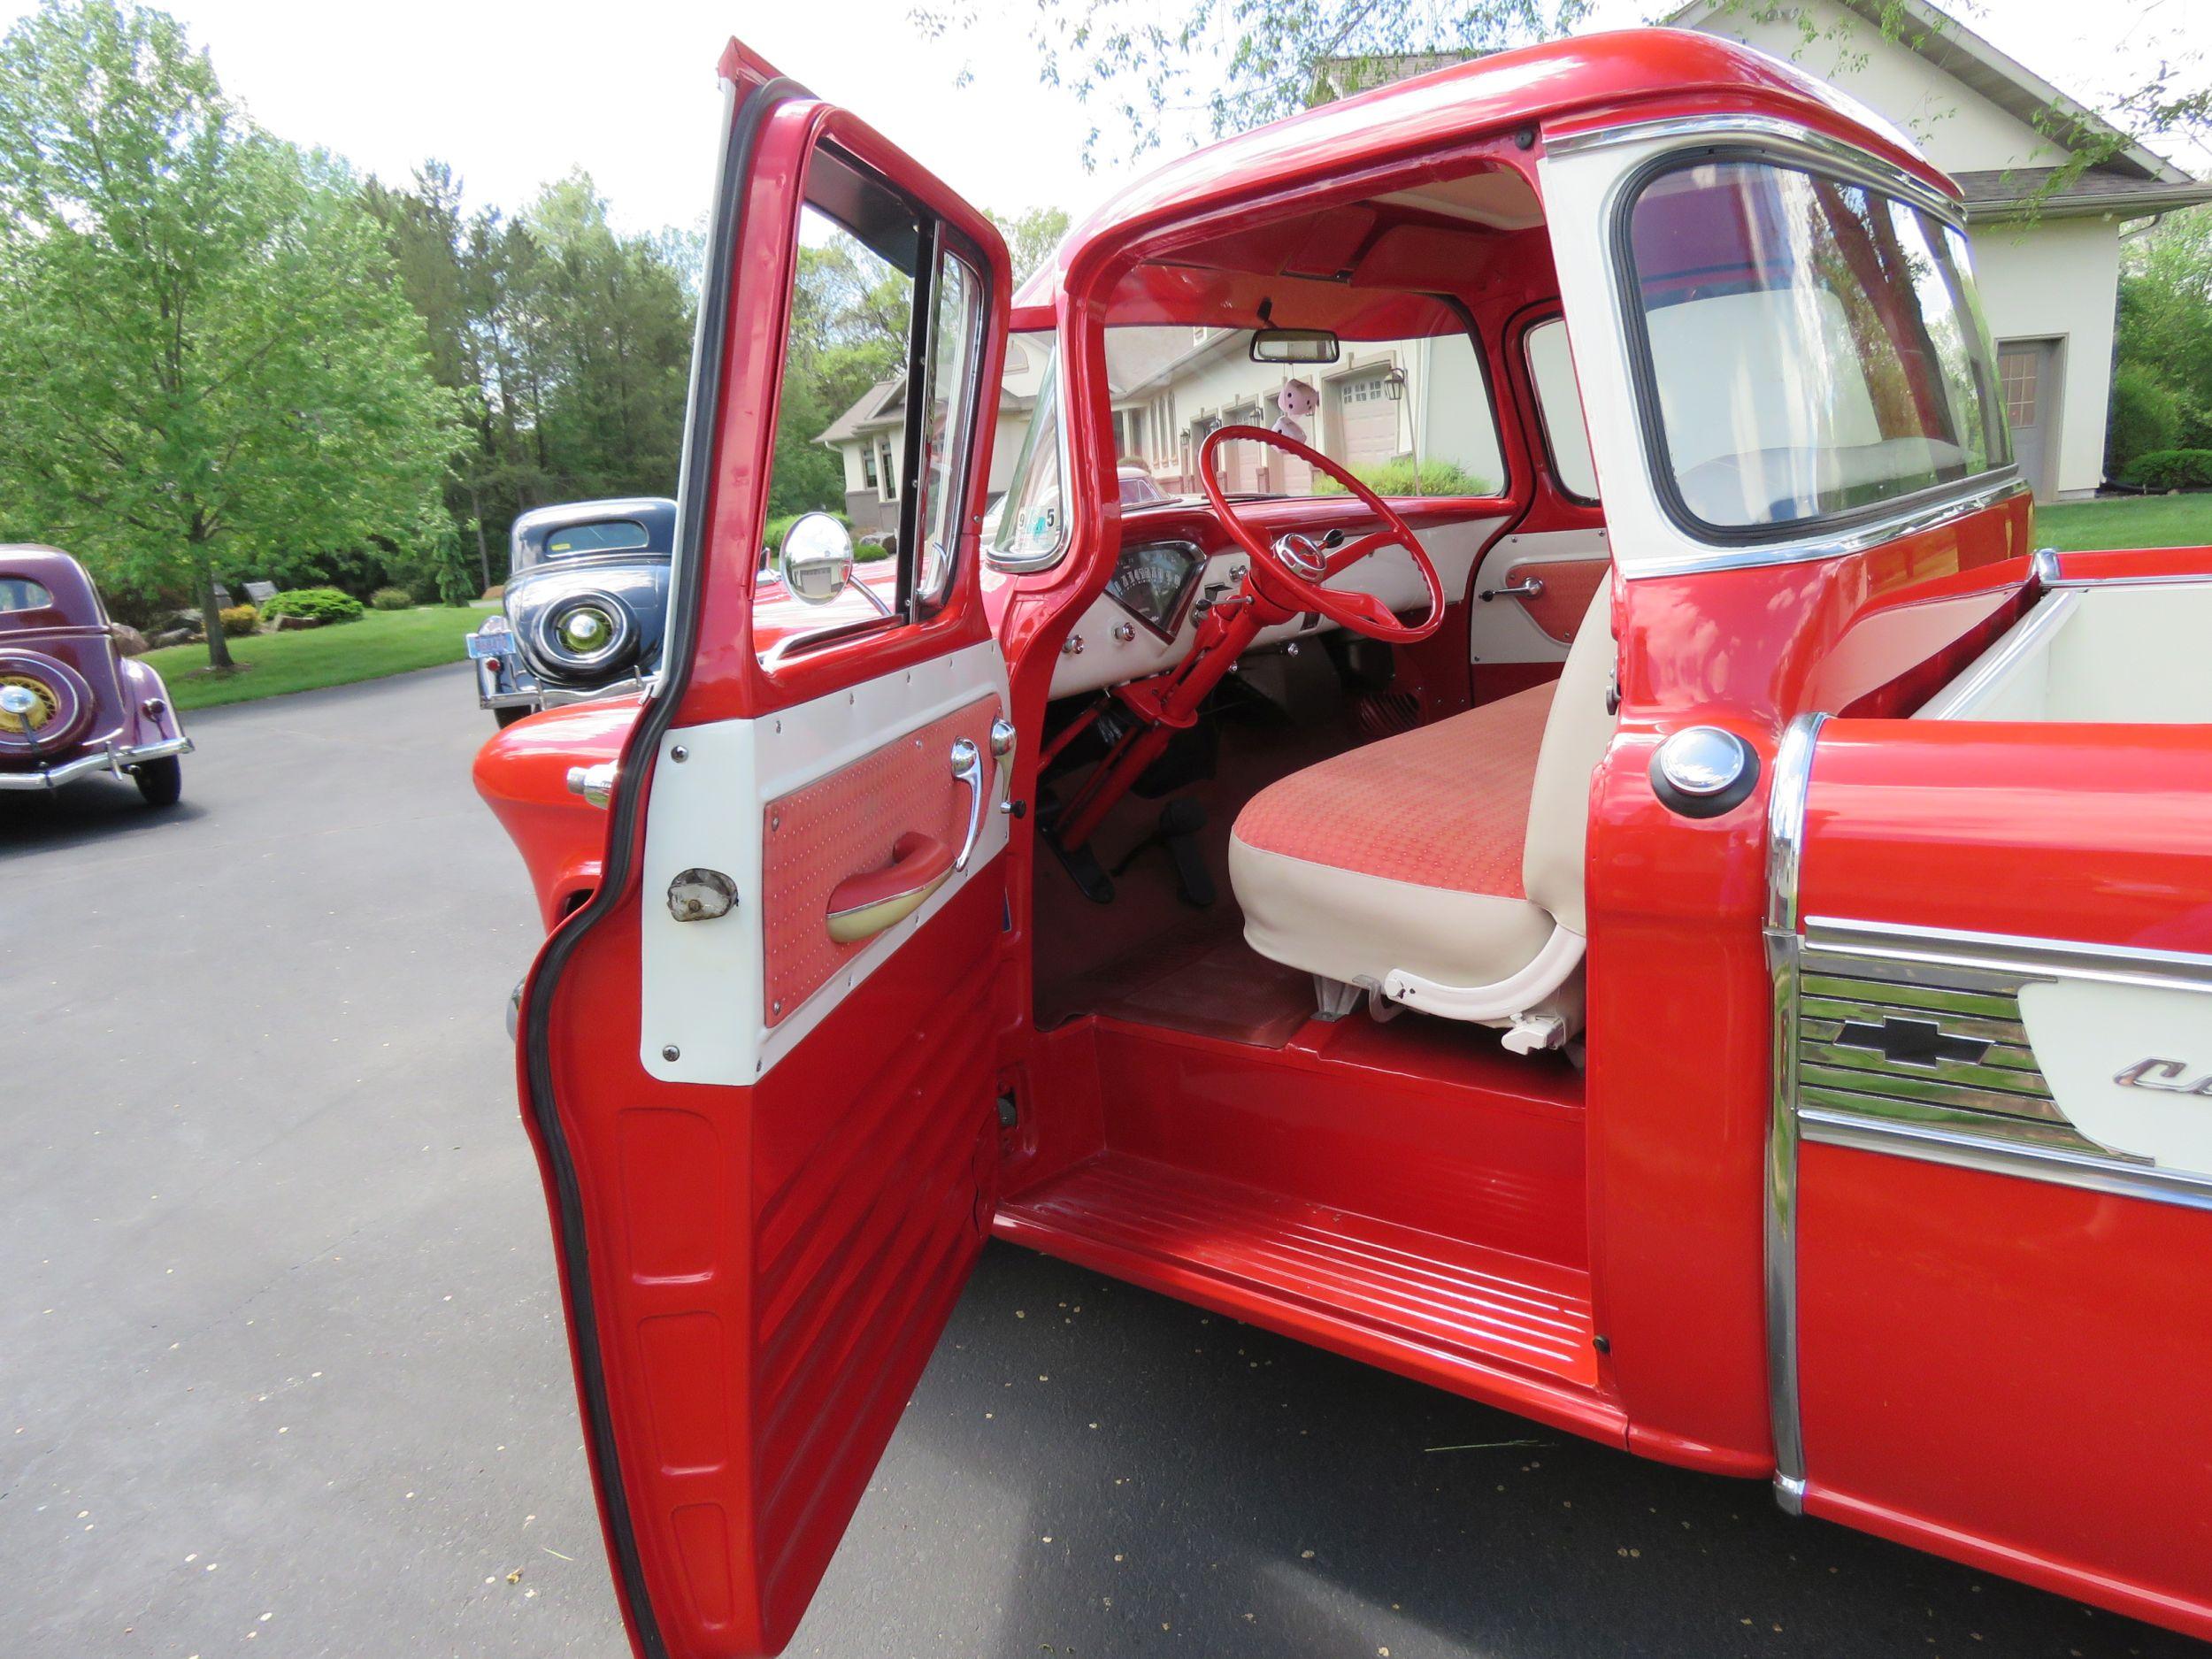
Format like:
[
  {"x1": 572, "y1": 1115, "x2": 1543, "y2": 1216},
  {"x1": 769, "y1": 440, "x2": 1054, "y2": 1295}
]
[{"x1": 1521, "y1": 578, "x2": 1617, "y2": 935}]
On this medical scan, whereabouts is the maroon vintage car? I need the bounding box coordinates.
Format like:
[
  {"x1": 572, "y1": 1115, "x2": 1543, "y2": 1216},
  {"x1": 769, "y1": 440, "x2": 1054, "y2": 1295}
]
[{"x1": 0, "y1": 546, "x2": 192, "y2": 805}]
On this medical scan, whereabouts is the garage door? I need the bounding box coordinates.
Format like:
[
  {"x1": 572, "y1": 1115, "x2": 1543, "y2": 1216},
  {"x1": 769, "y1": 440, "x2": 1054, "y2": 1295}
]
[{"x1": 1335, "y1": 369, "x2": 1401, "y2": 471}]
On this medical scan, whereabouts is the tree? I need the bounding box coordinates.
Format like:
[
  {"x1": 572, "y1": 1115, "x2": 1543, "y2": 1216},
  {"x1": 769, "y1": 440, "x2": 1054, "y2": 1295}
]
[
  {"x1": 517, "y1": 173, "x2": 695, "y2": 502},
  {"x1": 762, "y1": 236, "x2": 914, "y2": 520},
  {"x1": 0, "y1": 0, "x2": 459, "y2": 666},
  {"x1": 914, "y1": 0, "x2": 1588, "y2": 165},
  {"x1": 2110, "y1": 205, "x2": 2212, "y2": 474},
  {"x1": 361, "y1": 163, "x2": 701, "y2": 584},
  {"x1": 987, "y1": 205, "x2": 1072, "y2": 284}
]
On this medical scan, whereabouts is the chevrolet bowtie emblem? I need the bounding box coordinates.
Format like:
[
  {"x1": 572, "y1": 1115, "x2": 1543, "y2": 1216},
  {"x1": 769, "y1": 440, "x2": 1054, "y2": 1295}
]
[{"x1": 1835, "y1": 1015, "x2": 1992, "y2": 1069}]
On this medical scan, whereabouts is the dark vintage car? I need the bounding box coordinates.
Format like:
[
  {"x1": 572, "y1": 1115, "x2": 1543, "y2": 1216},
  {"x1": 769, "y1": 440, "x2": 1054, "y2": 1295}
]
[
  {"x1": 466, "y1": 497, "x2": 675, "y2": 726},
  {"x1": 0, "y1": 545, "x2": 191, "y2": 806}
]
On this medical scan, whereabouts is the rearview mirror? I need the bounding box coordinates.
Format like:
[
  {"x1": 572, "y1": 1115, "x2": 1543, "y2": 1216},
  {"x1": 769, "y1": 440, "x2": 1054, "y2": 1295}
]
[
  {"x1": 1250, "y1": 328, "x2": 1340, "y2": 365},
  {"x1": 778, "y1": 511, "x2": 856, "y2": 605}
]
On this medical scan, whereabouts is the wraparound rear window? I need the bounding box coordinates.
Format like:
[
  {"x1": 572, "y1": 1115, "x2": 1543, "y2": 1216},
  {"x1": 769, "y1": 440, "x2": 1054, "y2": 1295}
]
[
  {"x1": 1623, "y1": 157, "x2": 2011, "y2": 540},
  {"x1": 0, "y1": 579, "x2": 54, "y2": 612},
  {"x1": 545, "y1": 519, "x2": 649, "y2": 557}
]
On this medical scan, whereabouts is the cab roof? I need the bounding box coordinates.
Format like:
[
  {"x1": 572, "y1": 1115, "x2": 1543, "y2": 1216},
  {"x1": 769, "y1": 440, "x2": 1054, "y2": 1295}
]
[{"x1": 1013, "y1": 27, "x2": 1943, "y2": 318}]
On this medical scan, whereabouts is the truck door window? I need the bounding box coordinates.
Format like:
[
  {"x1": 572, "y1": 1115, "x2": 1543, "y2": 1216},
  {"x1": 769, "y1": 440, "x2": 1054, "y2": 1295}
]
[
  {"x1": 912, "y1": 245, "x2": 985, "y2": 607},
  {"x1": 1525, "y1": 319, "x2": 1599, "y2": 503},
  {"x1": 755, "y1": 146, "x2": 991, "y2": 657}
]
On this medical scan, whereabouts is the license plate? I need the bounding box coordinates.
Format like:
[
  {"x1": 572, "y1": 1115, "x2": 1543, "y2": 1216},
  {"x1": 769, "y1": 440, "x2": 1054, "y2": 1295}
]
[{"x1": 466, "y1": 633, "x2": 510, "y2": 661}]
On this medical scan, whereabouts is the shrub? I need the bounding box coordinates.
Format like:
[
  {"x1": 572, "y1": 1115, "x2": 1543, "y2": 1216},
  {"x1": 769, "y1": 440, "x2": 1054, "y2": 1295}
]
[
  {"x1": 369, "y1": 586, "x2": 414, "y2": 611},
  {"x1": 2123, "y1": 448, "x2": 2212, "y2": 491},
  {"x1": 855, "y1": 536, "x2": 895, "y2": 563},
  {"x1": 2107, "y1": 362, "x2": 2185, "y2": 480},
  {"x1": 219, "y1": 604, "x2": 258, "y2": 638},
  {"x1": 1310, "y1": 455, "x2": 1494, "y2": 498},
  {"x1": 261, "y1": 586, "x2": 365, "y2": 624},
  {"x1": 764, "y1": 509, "x2": 854, "y2": 555}
]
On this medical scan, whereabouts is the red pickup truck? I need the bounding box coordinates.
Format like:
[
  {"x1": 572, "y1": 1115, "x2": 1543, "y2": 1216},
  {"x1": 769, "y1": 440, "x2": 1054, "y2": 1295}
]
[{"x1": 475, "y1": 29, "x2": 2212, "y2": 1656}]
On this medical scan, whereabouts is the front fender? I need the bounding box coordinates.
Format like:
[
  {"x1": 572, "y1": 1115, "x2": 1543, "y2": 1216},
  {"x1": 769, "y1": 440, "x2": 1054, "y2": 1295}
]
[{"x1": 473, "y1": 698, "x2": 641, "y2": 930}]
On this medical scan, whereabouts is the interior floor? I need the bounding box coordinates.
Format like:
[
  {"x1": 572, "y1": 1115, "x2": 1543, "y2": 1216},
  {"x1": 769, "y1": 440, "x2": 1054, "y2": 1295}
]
[
  {"x1": 1013, "y1": 646, "x2": 1609, "y2": 1418},
  {"x1": 1033, "y1": 645, "x2": 1441, "y2": 1041}
]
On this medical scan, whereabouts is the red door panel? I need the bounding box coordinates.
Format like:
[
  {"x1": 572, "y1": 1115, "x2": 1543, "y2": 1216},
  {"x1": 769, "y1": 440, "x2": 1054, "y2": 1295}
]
[
  {"x1": 760, "y1": 695, "x2": 1001, "y2": 1023},
  {"x1": 538, "y1": 875, "x2": 1002, "y2": 1652},
  {"x1": 1502, "y1": 556, "x2": 1607, "y2": 641}
]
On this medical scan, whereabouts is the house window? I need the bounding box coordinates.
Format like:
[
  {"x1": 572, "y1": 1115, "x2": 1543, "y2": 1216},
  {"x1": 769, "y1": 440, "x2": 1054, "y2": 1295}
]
[
  {"x1": 862, "y1": 446, "x2": 879, "y2": 489},
  {"x1": 1999, "y1": 348, "x2": 2040, "y2": 427},
  {"x1": 879, "y1": 439, "x2": 898, "y2": 499}
]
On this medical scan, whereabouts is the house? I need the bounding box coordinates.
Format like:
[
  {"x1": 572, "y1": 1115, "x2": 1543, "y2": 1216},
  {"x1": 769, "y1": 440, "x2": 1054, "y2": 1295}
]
[
  {"x1": 818, "y1": 334, "x2": 1049, "y2": 534},
  {"x1": 1670, "y1": 0, "x2": 2212, "y2": 499},
  {"x1": 1095, "y1": 324, "x2": 1505, "y2": 498}
]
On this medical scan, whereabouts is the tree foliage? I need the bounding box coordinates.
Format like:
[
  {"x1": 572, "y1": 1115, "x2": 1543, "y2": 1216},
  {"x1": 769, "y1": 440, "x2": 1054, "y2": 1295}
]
[
  {"x1": 361, "y1": 165, "x2": 697, "y2": 592},
  {"x1": 2109, "y1": 205, "x2": 2212, "y2": 476},
  {"x1": 988, "y1": 205, "x2": 1072, "y2": 283},
  {"x1": 914, "y1": 0, "x2": 1588, "y2": 165},
  {"x1": 0, "y1": 0, "x2": 460, "y2": 664}
]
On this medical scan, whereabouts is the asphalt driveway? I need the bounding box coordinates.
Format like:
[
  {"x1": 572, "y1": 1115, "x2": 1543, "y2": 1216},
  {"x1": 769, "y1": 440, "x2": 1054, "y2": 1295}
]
[{"x1": 1, "y1": 663, "x2": 2197, "y2": 1658}]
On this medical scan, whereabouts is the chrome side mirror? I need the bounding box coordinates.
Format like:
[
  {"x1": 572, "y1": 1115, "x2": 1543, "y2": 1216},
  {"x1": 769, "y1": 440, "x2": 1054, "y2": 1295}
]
[{"x1": 778, "y1": 512, "x2": 856, "y2": 606}]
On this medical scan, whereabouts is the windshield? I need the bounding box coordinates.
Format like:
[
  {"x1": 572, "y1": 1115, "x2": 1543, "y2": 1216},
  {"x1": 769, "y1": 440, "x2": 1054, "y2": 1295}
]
[
  {"x1": 542, "y1": 519, "x2": 649, "y2": 557},
  {"x1": 1624, "y1": 157, "x2": 2010, "y2": 536},
  {"x1": 1105, "y1": 325, "x2": 1500, "y2": 503},
  {"x1": 987, "y1": 321, "x2": 1503, "y2": 568}
]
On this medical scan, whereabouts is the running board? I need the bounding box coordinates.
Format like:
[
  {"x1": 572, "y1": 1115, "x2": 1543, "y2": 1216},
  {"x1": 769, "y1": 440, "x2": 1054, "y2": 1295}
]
[{"x1": 993, "y1": 1152, "x2": 1623, "y2": 1445}]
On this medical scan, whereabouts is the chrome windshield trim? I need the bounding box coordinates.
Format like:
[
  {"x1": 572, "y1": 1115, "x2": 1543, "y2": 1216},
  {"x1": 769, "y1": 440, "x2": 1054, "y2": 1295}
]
[
  {"x1": 981, "y1": 330, "x2": 1072, "y2": 575},
  {"x1": 1547, "y1": 113, "x2": 1962, "y2": 228},
  {"x1": 1761, "y1": 711, "x2": 1826, "y2": 1517},
  {"x1": 1619, "y1": 474, "x2": 2030, "y2": 583},
  {"x1": 1801, "y1": 1110, "x2": 2212, "y2": 1214}
]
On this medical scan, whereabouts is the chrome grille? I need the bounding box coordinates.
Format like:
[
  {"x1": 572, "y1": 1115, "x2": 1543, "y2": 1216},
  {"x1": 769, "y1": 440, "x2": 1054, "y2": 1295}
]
[{"x1": 1795, "y1": 926, "x2": 2130, "y2": 1161}]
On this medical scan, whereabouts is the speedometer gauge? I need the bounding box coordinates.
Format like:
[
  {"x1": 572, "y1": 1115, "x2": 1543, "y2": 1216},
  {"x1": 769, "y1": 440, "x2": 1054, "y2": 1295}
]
[{"x1": 1103, "y1": 539, "x2": 1207, "y2": 640}]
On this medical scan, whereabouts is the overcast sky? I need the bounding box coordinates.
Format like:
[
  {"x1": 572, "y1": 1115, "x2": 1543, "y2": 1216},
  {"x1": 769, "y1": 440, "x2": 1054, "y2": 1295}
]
[{"x1": 2, "y1": 0, "x2": 2202, "y2": 235}]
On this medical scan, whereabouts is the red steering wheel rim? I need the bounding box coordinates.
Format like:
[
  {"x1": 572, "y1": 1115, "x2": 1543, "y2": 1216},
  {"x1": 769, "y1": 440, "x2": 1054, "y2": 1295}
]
[{"x1": 1197, "y1": 424, "x2": 1445, "y2": 645}]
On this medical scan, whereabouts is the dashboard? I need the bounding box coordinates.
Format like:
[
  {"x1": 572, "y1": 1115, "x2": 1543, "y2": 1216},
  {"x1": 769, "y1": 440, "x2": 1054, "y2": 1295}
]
[{"x1": 1045, "y1": 503, "x2": 1504, "y2": 700}]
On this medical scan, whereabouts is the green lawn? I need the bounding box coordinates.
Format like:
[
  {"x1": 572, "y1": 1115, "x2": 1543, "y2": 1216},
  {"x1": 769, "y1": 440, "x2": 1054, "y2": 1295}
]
[
  {"x1": 142, "y1": 605, "x2": 485, "y2": 710},
  {"x1": 2033, "y1": 493, "x2": 2212, "y2": 553}
]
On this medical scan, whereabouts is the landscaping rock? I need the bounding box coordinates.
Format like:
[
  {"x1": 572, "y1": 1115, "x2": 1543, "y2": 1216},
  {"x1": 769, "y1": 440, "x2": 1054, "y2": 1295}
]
[
  {"x1": 270, "y1": 613, "x2": 323, "y2": 632},
  {"x1": 111, "y1": 623, "x2": 150, "y2": 657},
  {"x1": 151, "y1": 626, "x2": 199, "y2": 648}
]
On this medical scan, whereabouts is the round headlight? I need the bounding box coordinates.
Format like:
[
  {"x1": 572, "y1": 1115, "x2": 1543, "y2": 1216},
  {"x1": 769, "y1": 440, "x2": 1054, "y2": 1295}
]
[
  {"x1": 558, "y1": 605, "x2": 616, "y2": 654},
  {"x1": 531, "y1": 590, "x2": 637, "y2": 679}
]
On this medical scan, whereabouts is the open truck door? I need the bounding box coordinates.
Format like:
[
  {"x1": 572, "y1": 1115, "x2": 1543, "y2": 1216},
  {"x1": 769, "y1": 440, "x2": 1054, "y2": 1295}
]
[{"x1": 515, "y1": 42, "x2": 1015, "y2": 1657}]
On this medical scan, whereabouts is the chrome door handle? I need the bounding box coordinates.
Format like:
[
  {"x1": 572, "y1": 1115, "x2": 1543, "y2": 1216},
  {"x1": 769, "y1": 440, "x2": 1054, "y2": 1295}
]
[
  {"x1": 1478, "y1": 577, "x2": 1546, "y2": 603},
  {"x1": 950, "y1": 737, "x2": 984, "y2": 872}
]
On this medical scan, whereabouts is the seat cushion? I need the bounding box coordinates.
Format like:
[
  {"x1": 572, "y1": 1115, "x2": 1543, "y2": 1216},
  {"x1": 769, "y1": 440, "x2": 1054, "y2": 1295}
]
[{"x1": 1229, "y1": 684, "x2": 1563, "y2": 990}]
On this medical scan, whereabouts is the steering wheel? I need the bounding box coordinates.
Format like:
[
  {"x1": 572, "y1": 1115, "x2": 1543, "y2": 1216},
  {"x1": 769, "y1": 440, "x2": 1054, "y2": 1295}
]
[{"x1": 1198, "y1": 424, "x2": 1445, "y2": 645}]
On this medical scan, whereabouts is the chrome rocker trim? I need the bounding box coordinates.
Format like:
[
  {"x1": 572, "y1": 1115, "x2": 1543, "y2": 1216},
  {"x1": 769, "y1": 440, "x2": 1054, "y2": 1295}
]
[{"x1": 0, "y1": 733, "x2": 193, "y2": 791}]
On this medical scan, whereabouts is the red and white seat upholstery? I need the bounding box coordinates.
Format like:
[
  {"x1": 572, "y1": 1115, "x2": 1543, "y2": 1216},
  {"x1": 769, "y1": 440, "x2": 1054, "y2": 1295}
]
[{"x1": 1228, "y1": 584, "x2": 1616, "y2": 1048}]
